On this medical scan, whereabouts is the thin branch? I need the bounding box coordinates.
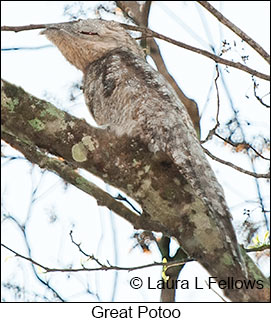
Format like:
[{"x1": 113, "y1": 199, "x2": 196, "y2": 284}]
[
  {"x1": 201, "y1": 65, "x2": 221, "y2": 144},
  {"x1": 214, "y1": 65, "x2": 221, "y2": 127},
  {"x1": 245, "y1": 245, "x2": 270, "y2": 253},
  {"x1": 115, "y1": 194, "x2": 141, "y2": 214},
  {"x1": 202, "y1": 131, "x2": 270, "y2": 161},
  {"x1": 200, "y1": 126, "x2": 216, "y2": 145},
  {"x1": 1, "y1": 22, "x2": 269, "y2": 81},
  {"x1": 253, "y1": 81, "x2": 270, "y2": 108},
  {"x1": 69, "y1": 230, "x2": 104, "y2": 267},
  {"x1": 197, "y1": 1, "x2": 270, "y2": 64},
  {"x1": 1, "y1": 23, "x2": 53, "y2": 32},
  {"x1": 1, "y1": 243, "x2": 194, "y2": 273},
  {"x1": 205, "y1": 280, "x2": 227, "y2": 302},
  {"x1": 3, "y1": 240, "x2": 267, "y2": 275},
  {"x1": 214, "y1": 133, "x2": 270, "y2": 161},
  {"x1": 200, "y1": 63, "x2": 269, "y2": 164},
  {"x1": 120, "y1": 23, "x2": 270, "y2": 81},
  {"x1": 2, "y1": 45, "x2": 52, "y2": 51},
  {"x1": 2, "y1": 206, "x2": 66, "y2": 301},
  {"x1": 202, "y1": 146, "x2": 270, "y2": 178}
]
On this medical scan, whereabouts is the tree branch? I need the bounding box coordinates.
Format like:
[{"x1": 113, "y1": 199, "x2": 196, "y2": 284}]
[
  {"x1": 200, "y1": 66, "x2": 269, "y2": 172},
  {"x1": 202, "y1": 146, "x2": 270, "y2": 178},
  {"x1": 1, "y1": 131, "x2": 145, "y2": 229},
  {"x1": 2, "y1": 79, "x2": 270, "y2": 302},
  {"x1": 1, "y1": 23, "x2": 55, "y2": 32},
  {"x1": 1, "y1": 243, "x2": 193, "y2": 273},
  {"x1": 197, "y1": 1, "x2": 270, "y2": 64},
  {"x1": 115, "y1": 1, "x2": 151, "y2": 27},
  {"x1": 119, "y1": 23, "x2": 270, "y2": 81},
  {"x1": 1, "y1": 78, "x2": 170, "y2": 236},
  {"x1": 1, "y1": 22, "x2": 269, "y2": 81},
  {"x1": 214, "y1": 132, "x2": 270, "y2": 161},
  {"x1": 200, "y1": 66, "x2": 221, "y2": 145},
  {"x1": 253, "y1": 81, "x2": 270, "y2": 108},
  {"x1": 245, "y1": 245, "x2": 270, "y2": 253}
]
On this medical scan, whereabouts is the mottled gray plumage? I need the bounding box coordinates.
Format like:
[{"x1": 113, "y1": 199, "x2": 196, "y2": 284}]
[{"x1": 41, "y1": 19, "x2": 245, "y2": 274}]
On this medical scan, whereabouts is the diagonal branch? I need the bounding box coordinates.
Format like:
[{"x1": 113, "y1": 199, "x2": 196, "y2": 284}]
[
  {"x1": 202, "y1": 146, "x2": 270, "y2": 178},
  {"x1": 2, "y1": 79, "x2": 270, "y2": 302},
  {"x1": 1, "y1": 130, "x2": 145, "y2": 230},
  {"x1": 1, "y1": 79, "x2": 169, "y2": 234},
  {"x1": 197, "y1": 1, "x2": 270, "y2": 64},
  {"x1": 1, "y1": 22, "x2": 269, "y2": 81},
  {"x1": 214, "y1": 133, "x2": 270, "y2": 161},
  {"x1": 120, "y1": 23, "x2": 270, "y2": 81}
]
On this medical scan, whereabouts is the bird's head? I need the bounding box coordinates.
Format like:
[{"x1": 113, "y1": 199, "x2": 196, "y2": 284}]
[{"x1": 41, "y1": 19, "x2": 144, "y2": 71}]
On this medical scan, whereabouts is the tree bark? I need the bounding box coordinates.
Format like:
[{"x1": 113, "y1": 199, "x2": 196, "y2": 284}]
[{"x1": 1, "y1": 79, "x2": 270, "y2": 302}]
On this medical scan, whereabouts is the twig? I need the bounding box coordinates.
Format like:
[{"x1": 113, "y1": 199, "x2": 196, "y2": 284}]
[
  {"x1": 1, "y1": 23, "x2": 55, "y2": 32},
  {"x1": 214, "y1": 65, "x2": 221, "y2": 127},
  {"x1": 202, "y1": 131, "x2": 270, "y2": 161},
  {"x1": 205, "y1": 280, "x2": 227, "y2": 302},
  {"x1": 115, "y1": 194, "x2": 141, "y2": 214},
  {"x1": 201, "y1": 65, "x2": 221, "y2": 144},
  {"x1": 201, "y1": 68, "x2": 270, "y2": 160},
  {"x1": 1, "y1": 243, "x2": 194, "y2": 273},
  {"x1": 197, "y1": 1, "x2": 270, "y2": 64},
  {"x1": 69, "y1": 230, "x2": 104, "y2": 267},
  {"x1": 120, "y1": 23, "x2": 270, "y2": 81},
  {"x1": 253, "y1": 81, "x2": 270, "y2": 108},
  {"x1": 2, "y1": 243, "x2": 52, "y2": 270},
  {"x1": 245, "y1": 245, "x2": 270, "y2": 253},
  {"x1": 202, "y1": 146, "x2": 270, "y2": 178},
  {"x1": 1, "y1": 22, "x2": 269, "y2": 81},
  {"x1": 214, "y1": 133, "x2": 270, "y2": 161}
]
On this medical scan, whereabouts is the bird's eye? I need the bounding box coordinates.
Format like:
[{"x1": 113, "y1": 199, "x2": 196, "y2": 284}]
[{"x1": 79, "y1": 31, "x2": 99, "y2": 36}]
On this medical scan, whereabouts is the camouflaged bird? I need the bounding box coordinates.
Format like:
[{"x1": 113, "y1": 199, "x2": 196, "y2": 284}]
[{"x1": 41, "y1": 19, "x2": 246, "y2": 279}]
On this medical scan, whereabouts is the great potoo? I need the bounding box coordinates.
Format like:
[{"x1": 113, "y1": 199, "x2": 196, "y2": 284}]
[{"x1": 41, "y1": 19, "x2": 246, "y2": 277}]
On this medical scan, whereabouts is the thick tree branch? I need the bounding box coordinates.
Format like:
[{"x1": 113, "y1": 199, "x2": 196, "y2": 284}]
[
  {"x1": 1, "y1": 80, "x2": 270, "y2": 302},
  {"x1": 1, "y1": 79, "x2": 173, "y2": 236},
  {"x1": 1, "y1": 131, "x2": 144, "y2": 229},
  {"x1": 115, "y1": 1, "x2": 151, "y2": 27},
  {"x1": 114, "y1": 7, "x2": 199, "y2": 302},
  {"x1": 197, "y1": 1, "x2": 270, "y2": 64}
]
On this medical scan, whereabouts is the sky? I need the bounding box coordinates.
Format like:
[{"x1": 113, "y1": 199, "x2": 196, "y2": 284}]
[{"x1": 1, "y1": 0, "x2": 270, "y2": 310}]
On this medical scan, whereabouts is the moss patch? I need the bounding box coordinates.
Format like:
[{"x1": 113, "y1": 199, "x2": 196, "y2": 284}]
[{"x1": 28, "y1": 118, "x2": 45, "y2": 131}]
